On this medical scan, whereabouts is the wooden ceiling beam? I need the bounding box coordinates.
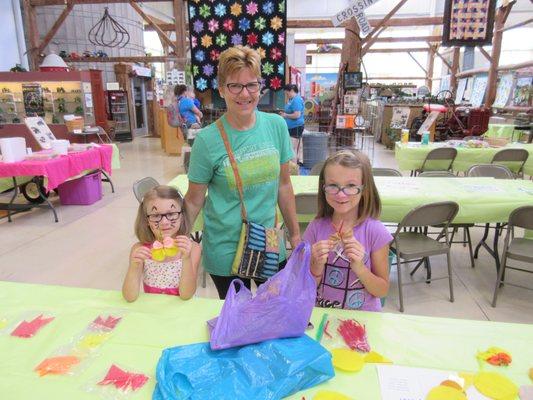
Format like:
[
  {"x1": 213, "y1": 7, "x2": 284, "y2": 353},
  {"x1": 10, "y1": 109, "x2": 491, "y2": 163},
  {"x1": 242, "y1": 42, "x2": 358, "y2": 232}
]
[
  {"x1": 361, "y1": 0, "x2": 409, "y2": 56},
  {"x1": 308, "y1": 47, "x2": 429, "y2": 54},
  {"x1": 36, "y1": 1, "x2": 74, "y2": 55},
  {"x1": 31, "y1": 0, "x2": 166, "y2": 5},
  {"x1": 63, "y1": 56, "x2": 185, "y2": 63},
  {"x1": 129, "y1": 0, "x2": 176, "y2": 52},
  {"x1": 295, "y1": 35, "x2": 441, "y2": 45},
  {"x1": 146, "y1": 16, "x2": 444, "y2": 31}
]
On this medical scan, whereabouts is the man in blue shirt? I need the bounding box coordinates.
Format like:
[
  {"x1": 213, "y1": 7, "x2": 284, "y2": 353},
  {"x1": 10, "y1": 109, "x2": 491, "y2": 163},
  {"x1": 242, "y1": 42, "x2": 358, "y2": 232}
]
[{"x1": 280, "y1": 84, "x2": 305, "y2": 164}]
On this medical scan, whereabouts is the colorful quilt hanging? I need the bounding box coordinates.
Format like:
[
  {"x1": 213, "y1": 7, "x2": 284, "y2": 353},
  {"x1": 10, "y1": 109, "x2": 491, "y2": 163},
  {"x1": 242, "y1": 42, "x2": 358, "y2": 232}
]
[
  {"x1": 442, "y1": 0, "x2": 496, "y2": 46},
  {"x1": 187, "y1": 0, "x2": 287, "y2": 91}
]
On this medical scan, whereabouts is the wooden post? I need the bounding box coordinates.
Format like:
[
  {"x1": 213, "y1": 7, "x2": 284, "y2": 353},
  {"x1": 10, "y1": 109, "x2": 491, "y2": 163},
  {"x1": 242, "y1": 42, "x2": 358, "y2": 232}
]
[
  {"x1": 449, "y1": 47, "x2": 460, "y2": 96},
  {"x1": 426, "y1": 45, "x2": 435, "y2": 91},
  {"x1": 341, "y1": 18, "x2": 361, "y2": 72},
  {"x1": 485, "y1": 3, "x2": 514, "y2": 108},
  {"x1": 22, "y1": 0, "x2": 40, "y2": 70},
  {"x1": 173, "y1": 0, "x2": 187, "y2": 70}
]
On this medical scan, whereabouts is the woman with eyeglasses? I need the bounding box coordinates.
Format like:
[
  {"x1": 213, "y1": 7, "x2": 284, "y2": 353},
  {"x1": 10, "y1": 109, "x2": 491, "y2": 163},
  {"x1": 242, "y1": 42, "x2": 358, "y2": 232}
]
[
  {"x1": 184, "y1": 46, "x2": 301, "y2": 299},
  {"x1": 303, "y1": 150, "x2": 392, "y2": 311},
  {"x1": 122, "y1": 186, "x2": 201, "y2": 302}
]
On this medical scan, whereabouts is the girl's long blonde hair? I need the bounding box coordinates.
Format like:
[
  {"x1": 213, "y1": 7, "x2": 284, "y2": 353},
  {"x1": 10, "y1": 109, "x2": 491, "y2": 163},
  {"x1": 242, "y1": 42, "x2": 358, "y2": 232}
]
[
  {"x1": 317, "y1": 150, "x2": 381, "y2": 224},
  {"x1": 134, "y1": 185, "x2": 190, "y2": 243}
]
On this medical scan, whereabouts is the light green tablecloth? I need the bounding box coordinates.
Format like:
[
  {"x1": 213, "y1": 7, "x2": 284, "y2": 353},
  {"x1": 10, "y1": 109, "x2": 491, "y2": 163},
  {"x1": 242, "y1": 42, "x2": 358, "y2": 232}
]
[
  {"x1": 171, "y1": 175, "x2": 533, "y2": 227},
  {"x1": 0, "y1": 281, "x2": 531, "y2": 399},
  {"x1": 484, "y1": 124, "x2": 518, "y2": 140},
  {"x1": 0, "y1": 144, "x2": 120, "y2": 193},
  {"x1": 395, "y1": 142, "x2": 533, "y2": 176}
]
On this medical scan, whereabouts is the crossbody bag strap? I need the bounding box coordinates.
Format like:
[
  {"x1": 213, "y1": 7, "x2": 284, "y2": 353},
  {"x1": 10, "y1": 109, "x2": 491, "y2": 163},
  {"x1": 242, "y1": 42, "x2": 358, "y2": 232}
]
[{"x1": 216, "y1": 119, "x2": 247, "y2": 221}]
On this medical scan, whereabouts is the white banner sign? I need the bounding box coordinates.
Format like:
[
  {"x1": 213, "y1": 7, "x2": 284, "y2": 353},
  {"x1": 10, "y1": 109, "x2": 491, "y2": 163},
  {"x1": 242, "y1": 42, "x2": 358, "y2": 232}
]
[{"x1": 331, "y1": 0, "x2": 381, "y2": 35}]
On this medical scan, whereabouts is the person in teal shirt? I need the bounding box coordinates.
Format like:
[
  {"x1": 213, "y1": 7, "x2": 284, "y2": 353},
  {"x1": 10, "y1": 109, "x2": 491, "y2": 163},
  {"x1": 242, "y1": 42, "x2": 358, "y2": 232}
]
[
  {"x1": 280, "y1": 84, "x2": 305, "y2": 164},
  {"x1": 185, "y1": 46, "x2": 301, "y2": 299}
]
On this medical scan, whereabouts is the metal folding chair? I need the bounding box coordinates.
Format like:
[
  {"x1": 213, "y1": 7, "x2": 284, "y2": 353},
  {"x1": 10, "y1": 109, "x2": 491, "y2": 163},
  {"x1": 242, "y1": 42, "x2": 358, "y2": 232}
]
[
  {"x1": 492, "y1": 205, "x2": 533, "y2": 307},
  {"x1": 491, "y1": 148, "x2": 529, "y2": 179},
  {"x1": 372, "y1": 168, "x2": 402, "y2": 177},
  {"x1": 413, "y1": 147, "x2": 457, "y2": 176},
  {"x1": 390, "y1": 201, "x2": 459, "y2": 312},
  {"x1": 132, "y1": 177, "x2": 159, "y2": 203}
]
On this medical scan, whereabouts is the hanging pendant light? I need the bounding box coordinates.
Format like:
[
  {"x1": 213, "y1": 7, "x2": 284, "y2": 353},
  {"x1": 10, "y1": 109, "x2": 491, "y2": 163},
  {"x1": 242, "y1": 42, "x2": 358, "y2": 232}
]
[{"x1": 88, "y1": 7, "x2": 130, "y2": 48}]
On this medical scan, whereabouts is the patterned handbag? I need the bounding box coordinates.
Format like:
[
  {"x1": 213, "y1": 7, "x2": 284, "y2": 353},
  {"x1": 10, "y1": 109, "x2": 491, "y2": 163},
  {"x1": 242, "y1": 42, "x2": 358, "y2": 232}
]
[{"x1": 216, "y1": 119, "x2": 282, "y2": 281}]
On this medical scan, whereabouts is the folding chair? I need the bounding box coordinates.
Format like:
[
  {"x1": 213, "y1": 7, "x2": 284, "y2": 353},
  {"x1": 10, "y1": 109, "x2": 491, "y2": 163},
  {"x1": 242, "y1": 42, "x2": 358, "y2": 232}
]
[
  {"x1": 491, "y1": 148, "x2": 529, "y2": 179},
  {"x1": 390, "y1": 201, "x2": 459, "y2": 312},
  {"x1": 413, "y1": 147, "x2": 457, "y2": 176},
  {"x1": 467, "y1": 164, "x2": 514, "y2": 271},
  {"x1": 295, "y1": 193, "x2": 318, "y2": 235},
  {"x1": 372, "y1": 168, "x2": 402, "y2": 177},
  {"x1": 310, "y1": 161, "x2": 325, "y2": 176},
  {"x1": 132, "y1": 177, "x2": 159, "y2": 203},
  {"x1": 492, "y1": 205, "x2": 533, "y2": 307},
  {"x1": 418, "y1": 171, "x2": 456, "y2": 177}
]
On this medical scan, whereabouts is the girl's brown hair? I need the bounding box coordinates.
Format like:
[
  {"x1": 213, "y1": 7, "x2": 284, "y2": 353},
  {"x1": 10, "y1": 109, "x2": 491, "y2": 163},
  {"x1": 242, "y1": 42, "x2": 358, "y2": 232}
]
[
  {"x1": 317, "y1": 150, "x2": 381, "y2": 224},
  {"x1": 217, "y1": 45, "x2": 262, "y2": 88},
  {"x1": 134, "y1": 185, "x2": 190, "y2": 243}
]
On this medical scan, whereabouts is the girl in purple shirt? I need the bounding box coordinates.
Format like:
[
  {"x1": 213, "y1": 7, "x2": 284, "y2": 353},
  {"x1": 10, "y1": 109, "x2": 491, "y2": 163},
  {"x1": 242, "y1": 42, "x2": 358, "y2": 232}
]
[{"x1": 303, "y1": 150, "x2": 392, "y2": 311}]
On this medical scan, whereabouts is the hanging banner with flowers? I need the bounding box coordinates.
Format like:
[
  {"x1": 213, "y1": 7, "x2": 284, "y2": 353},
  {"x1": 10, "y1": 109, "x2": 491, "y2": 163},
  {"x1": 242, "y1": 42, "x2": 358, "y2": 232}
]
[{"x1": 187, "y1": 0, "x2": 287, "y2": 92}]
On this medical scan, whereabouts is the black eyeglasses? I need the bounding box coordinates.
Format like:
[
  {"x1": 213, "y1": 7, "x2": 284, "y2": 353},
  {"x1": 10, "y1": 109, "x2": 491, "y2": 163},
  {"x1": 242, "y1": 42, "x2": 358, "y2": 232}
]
[
  {"x1": 147, "y1": 211, "x2": 182, "y2": 223},
  {"x1": 323, "y1": 184, "x2": 364, "y2": 196},
  {"x1": 226, "y1": 81, "x2": 261, "y2": 95}
]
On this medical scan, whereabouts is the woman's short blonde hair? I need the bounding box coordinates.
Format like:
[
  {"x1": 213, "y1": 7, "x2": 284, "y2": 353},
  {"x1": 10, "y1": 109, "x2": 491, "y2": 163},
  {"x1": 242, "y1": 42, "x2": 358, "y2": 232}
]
[
  {"x1": 134, "y1": 185, "x2": 190, "y2": 243},
  {"x1": 217, "y1": 46, "x2": 261, "y2": 88},
  {"x1": 317, "y1": 150, "x2": 382, "y2": 224}
]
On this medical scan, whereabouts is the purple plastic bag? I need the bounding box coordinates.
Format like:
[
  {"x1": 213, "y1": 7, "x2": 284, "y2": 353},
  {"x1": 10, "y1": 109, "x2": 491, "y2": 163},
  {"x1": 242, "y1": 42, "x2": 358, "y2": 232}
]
[{"x1": 208, "y1": 242, "x2": 316, "y2": 350}]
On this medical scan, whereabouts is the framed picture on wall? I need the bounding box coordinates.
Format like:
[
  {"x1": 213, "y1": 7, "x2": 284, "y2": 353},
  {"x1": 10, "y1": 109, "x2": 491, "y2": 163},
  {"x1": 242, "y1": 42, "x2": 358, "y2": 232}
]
[
  {"x1": 343, "y1": 72, "x2": 363, "y2": 90},
  {"x1": 442, "y1": 0, "x2": 496, "y2": 46}
]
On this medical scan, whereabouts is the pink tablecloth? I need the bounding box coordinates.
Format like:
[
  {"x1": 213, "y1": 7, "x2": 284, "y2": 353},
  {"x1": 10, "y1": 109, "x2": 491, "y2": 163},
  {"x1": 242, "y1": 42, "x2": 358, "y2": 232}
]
[{"x1": 0, "y1": 145, "x2": 113, "y2": 191}]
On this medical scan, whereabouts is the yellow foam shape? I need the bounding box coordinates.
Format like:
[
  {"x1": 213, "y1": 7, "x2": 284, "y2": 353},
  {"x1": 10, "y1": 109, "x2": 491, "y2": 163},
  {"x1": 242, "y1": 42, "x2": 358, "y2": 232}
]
[
  {"x1": 529, "y1": 367, "x2": 533, "y2": 382},
  {"x1": 474, "y1": 372, "x2": 518, "y2": 400},
  {"x1": 77, "y1": 332, "x2": 110, "y2": 350},
  {"x1": 314, "y1": 390, "x2": 353, "y2": 400},
  {"x1": 364, "y1": 351, "x2": 392, "y2": 364},
  {"x1": 151, "y1": 248, "x2": 166, "y2": 261},
  {"x1": 164, "y1": 246, "x2": 178, "y2": 257},
  {"x1": 0, "y1": 318, "x2": 7, "y2": 329},
  {"x1": 458, "y1": 372, "x2": 474, "y2": 389},
  {"x1": 426, "y1": 385, "x2": 467, "y2": 400},
  {"x1": 331, "y1": 348, "x2": 365, "y2": 372}
]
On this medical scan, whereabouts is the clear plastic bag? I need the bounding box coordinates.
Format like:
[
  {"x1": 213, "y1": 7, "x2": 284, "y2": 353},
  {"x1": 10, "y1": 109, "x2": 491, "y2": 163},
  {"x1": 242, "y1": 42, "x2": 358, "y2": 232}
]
[{"x1": 84, "y1": 364, "x2": 150, "y2": 400}]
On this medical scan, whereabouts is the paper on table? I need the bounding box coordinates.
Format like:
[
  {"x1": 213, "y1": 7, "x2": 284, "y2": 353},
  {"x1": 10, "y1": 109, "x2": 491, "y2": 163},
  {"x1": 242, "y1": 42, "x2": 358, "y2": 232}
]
[
  {"x1": 460, "y1": 184, "x2": 503, "y2": 194},
  {"x1": 376, "y1": 365, "x2": 489, "y2": 400}
]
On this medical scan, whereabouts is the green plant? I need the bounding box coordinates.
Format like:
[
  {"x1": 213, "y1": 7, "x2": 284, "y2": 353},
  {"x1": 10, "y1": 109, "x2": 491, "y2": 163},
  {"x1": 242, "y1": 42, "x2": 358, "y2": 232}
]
[
  {"x1": 74, "y1": 105, "x2": 84, "y2": 115},
  {"x1": 10, "y1": 64, "x2": 27, "y2": 72}
]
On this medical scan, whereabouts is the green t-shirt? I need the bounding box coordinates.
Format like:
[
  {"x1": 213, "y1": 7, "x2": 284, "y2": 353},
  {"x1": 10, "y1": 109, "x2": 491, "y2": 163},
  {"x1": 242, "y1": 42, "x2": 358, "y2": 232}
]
[{"x1": 187, "y1": 111, "x2": 294, "y2": 276}]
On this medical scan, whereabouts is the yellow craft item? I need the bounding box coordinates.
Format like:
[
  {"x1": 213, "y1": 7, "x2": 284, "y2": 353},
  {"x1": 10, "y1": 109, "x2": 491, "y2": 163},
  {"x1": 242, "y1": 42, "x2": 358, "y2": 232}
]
[
  {"x1": 477, "y1": 346, "x2": 512, "y2": 366},
  {"x1": 313, "y1": 390, "x2": 352, "y2": 400},
  {"x1": 458, "y1": 372, "x2": 474, "y2": 389},
  {"x1": 440, "y1": 380, "x2": 463, "y2": 391},
  {"x1": 0, "y1": 318, "x2": 7, "y2": 329},
  {"x1": 331, "y1": 348, "x2": 365, "y2": 372},
  {"x1": 474, "y1": 371, "x2": 518, "y2": 400},
  {"x1": 364, "y1": 351, "x2": 392, "y2": 364},
  {"x1": 426, "y1": 385, "x2": 467, "y2": 400},
  {"x1": 529, "y1": 367, "x2": 533, "y2": 382},
  {"x1": 77, "y1": 332, "x2": 110, "y2": 350},
  {"x1": 151, "y1": 236, "x2": 179, "y2": 261}
]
